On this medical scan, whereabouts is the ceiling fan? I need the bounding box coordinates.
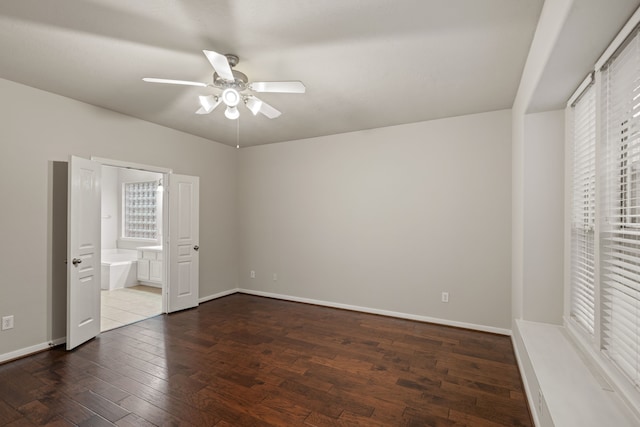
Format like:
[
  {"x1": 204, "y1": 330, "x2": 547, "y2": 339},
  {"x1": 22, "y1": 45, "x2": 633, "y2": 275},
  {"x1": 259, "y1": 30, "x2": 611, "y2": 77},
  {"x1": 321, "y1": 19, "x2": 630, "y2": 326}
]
[{"x1": 142, "y1": 50, "x2": 305, "y2": 120}]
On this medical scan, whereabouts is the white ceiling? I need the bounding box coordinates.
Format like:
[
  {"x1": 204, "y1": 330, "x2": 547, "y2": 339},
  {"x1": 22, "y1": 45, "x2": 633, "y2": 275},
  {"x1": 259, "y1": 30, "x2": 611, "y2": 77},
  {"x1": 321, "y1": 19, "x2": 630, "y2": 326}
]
[
  {"x1": 0, "y1": 0, "x2": 544, "y2": 147},
  {"x1": 528, "y1": 0, "x2": 640, "y2": 113}
]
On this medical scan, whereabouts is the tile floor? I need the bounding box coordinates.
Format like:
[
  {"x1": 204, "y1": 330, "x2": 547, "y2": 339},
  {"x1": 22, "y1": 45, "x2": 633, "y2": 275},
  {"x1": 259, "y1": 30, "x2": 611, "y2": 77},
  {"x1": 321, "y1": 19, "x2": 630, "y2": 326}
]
[{"x1": 100, "y1": 285, "x2": 162, "y2": 332}]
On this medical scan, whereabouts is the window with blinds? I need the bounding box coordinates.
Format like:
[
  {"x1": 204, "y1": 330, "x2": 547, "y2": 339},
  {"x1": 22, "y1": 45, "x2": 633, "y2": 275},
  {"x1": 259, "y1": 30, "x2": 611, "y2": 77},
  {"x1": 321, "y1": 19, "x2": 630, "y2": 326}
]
[
  {"x1": 601, "y1": 28, "x2": 640, "y2": 389},
  {"x1": 570, "y1": 82, "x2": 596, "y2": 335}
]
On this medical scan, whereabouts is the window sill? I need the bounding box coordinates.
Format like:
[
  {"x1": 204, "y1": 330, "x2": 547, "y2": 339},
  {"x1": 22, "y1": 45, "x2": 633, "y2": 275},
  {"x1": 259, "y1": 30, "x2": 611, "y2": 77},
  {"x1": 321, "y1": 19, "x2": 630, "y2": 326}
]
[
  {"x1": 512, "y1": 319, "x2": 638, "y2": 427},
  {"x1": 117, "y1": 238, "x2": 160, "y2": 250}
]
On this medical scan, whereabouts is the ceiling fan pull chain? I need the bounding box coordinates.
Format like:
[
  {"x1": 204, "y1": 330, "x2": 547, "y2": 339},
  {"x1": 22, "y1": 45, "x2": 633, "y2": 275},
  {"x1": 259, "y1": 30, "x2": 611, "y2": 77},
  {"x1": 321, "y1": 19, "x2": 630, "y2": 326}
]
[{"x1": 236, "y1": 116, "x2": 240, "y2": 149}]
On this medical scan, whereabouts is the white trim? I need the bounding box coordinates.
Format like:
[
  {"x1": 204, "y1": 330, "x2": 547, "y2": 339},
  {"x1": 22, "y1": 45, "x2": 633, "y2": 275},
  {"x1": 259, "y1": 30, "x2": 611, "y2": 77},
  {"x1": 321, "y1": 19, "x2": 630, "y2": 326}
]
[
  {"x1": 511, "y1": 324, "x2": 541, "y2": 427},
  {"x1": 567, "y1": 72, "x2": 594, "y2": 107},
  {"x1": 563, "y1": 105, "x2": 572, "y2": 325},
  {"x1": 91, "y1": 157, "x2": 173, "y2": 174},
  {"x1": 596, "y1": 6, "x2": 640, "y2": 70},
  {"x1": 593, "y1": 71, "x2": 604, "y2": 351},
  {"x1": 236, "y1": 288, "x2": 511, "y2": 336},
  {"x1": 0, "y1": 339, "x2": 63, "y2": 364},
  {"x1": 50, "y1": 337, "x2": 66, "y2": 347},
  {"x1": 514, "y1": 319, "x2": 639, "y2": 426},
  {"x1": 198, "y1": 288, "x2": 239, "y2": 304}
]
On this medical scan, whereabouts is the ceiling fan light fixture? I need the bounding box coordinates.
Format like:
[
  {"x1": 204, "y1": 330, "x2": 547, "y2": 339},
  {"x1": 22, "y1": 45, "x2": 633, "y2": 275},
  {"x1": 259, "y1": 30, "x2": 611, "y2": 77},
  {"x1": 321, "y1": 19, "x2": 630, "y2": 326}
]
[
  {"x1": 225, "y1": 106, "x2": 240, "y2": 120},
  {"x1": 222, "y1": 88, "x2": 240, "y2": 107},
  {"x1": 198, "y1": 95, "x2": 220, "y2": 113}
]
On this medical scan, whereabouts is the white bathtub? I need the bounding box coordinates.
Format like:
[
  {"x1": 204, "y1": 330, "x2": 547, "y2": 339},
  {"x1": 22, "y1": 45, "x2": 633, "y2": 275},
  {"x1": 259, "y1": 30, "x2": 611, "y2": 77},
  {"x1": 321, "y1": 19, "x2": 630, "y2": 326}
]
[{"x1": 101, "y1": 249, "x2": 138, "y2": 290}]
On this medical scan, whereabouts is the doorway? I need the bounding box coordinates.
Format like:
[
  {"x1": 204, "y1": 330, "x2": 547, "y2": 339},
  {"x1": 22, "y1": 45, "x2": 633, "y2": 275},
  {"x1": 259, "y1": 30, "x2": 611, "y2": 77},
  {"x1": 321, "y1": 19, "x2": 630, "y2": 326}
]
[
  {"x1": 67, "y1": 155, "x2": 200, "y2": 350},
  {"x1": 99, "y1": 165, "x2": 163, "y2": 331}
]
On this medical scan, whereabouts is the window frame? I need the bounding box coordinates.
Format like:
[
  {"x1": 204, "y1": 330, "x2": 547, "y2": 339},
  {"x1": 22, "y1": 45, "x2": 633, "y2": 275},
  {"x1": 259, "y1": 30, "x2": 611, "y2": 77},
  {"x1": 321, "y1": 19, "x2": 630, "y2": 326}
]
[
  {"x1": 564, "y1": 12, "x2": 640, "y2": 417},
  {"x1": 568, "y1": 77, "x2": 597, "y2": 337}
]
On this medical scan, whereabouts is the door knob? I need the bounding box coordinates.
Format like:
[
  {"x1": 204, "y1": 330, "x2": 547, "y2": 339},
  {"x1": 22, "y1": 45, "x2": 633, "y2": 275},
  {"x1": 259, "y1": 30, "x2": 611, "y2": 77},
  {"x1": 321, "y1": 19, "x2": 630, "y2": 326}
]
[
  {"x1": 193, "y1": 245, "x2": 199, "y2": 251},
  {"x1": 72, "y1": 258, "x2": 82, "y2": 266}
]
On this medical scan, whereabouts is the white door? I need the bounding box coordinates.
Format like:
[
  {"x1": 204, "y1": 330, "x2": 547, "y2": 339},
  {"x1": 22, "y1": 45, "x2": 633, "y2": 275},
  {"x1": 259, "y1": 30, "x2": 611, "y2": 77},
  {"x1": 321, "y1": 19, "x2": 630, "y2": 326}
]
[
  {"x1": 67, "y1": 156, "x2": 101, "y2": 350},
  {"x1": 168, "y1": 174, "x2": 199, "y2": 312}
]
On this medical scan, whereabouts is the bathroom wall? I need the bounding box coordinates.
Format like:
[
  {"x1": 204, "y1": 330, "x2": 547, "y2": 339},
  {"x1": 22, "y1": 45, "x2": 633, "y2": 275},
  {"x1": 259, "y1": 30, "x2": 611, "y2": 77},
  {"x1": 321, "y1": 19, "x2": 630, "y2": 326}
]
[
  {"x1": 101, "y1": 166, "x2": 119, "y2": 250},
  {"x1": 101, "y1": 166, "x2": 162, "y2": 252}
]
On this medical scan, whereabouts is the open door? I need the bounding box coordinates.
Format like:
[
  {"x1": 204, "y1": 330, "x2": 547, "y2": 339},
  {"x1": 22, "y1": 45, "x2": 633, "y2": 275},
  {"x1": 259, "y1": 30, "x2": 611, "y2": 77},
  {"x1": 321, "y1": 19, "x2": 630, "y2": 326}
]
[
  {"x1": 67, "y1": 156, "x2": 101, "y2": 350},
  {"x1": 168, "y1": 174, "x2": 200, "y2": 312}
]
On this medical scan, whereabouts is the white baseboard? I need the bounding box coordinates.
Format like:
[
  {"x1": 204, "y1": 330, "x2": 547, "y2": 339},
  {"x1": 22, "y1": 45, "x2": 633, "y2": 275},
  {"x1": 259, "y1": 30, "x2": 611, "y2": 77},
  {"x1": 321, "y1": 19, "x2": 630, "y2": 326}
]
[
  {"x1": 50, "y1": 337, "x2": 66, "y2": 347},
  {"x1": 198, "y1": 288, "x2": 239, "y2": 304},
  {"x1": 0, "y1": 338, "x2": 63, "y2": 364},
  {"x1": 2, "y1": 289, "x2": 509, "y2": 365},
  {"x1": 236, "y1": 288, "x2": 511, "y2": 336}
]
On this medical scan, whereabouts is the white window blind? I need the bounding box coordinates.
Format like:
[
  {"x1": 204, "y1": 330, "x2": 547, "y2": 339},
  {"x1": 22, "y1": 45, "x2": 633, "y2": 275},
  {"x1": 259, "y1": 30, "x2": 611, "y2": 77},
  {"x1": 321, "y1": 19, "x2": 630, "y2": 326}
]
[
  {"x1": 570, "y1": 82, "x2": 596, "y2": 335},
  {"x1": 601, "y1": 28, "x2": 640, "y2": 389}
]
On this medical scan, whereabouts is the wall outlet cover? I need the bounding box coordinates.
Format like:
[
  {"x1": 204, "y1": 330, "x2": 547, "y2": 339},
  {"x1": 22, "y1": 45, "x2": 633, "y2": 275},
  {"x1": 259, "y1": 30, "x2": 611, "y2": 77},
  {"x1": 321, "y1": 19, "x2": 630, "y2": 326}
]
[{"x1": 1, "y1": 315, "x2": 14, "y2": 331}]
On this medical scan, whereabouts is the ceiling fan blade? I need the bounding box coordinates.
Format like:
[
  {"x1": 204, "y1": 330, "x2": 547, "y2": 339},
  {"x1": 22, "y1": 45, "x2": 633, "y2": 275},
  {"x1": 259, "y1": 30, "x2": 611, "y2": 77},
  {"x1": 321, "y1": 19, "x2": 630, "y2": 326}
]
[
  {"x1": 195, "y1": 95, "x2": 221, "y2": 114},
  {"x1": 142, "y1": 78, "x2": 208, "y2": 87},
  {"x1": 245, "y1": 97, "x2": 261, "y2": 115},
  {"x1": 245, "y1": 96, "x2": 281, "y2": 119},
  {"x1": 259, "y1": 101, "x2": 281, "y2": 119},
  {"x1": 203, "y1": 50, "x2": 234, "y2": 81},
  {"x1": 249, "y1": 81, "x2": 306, "y2": 93}
]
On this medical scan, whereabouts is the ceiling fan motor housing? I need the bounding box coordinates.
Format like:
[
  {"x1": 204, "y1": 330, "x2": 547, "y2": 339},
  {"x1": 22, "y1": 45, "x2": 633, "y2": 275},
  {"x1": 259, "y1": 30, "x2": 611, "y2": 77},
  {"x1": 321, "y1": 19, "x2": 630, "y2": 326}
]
[
  {"x1": 213, "y1": 54, "x2": 248, "y2": 90},
  {"x1": 213, "y1": 69, "x2": 248, "y2": 90}
]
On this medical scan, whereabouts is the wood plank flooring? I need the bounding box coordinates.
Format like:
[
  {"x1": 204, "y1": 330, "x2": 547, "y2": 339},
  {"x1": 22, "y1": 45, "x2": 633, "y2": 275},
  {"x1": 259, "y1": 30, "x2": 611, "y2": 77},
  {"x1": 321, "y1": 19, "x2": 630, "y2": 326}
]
[{"x1": 0, "y1": 294, "x2": 532, "y2": 426}]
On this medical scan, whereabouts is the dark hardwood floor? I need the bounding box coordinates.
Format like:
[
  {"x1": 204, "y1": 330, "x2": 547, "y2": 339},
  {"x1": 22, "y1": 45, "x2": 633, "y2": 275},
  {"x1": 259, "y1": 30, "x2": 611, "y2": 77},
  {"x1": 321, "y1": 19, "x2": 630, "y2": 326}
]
[{"x1": 0, "y1": 294, "x2": 532, "y2": 426}]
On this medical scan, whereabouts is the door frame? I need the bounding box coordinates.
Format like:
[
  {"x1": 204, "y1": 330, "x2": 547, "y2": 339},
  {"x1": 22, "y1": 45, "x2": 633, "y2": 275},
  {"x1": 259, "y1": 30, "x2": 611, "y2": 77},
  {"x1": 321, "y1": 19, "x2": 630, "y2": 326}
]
[{"x1": 92, "y1": 157, "x2": 172, "y2": 313}]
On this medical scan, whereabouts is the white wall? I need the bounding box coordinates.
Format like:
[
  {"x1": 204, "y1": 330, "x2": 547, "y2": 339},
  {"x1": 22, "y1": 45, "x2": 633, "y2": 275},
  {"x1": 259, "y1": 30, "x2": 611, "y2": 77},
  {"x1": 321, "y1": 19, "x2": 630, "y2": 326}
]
[
  {"x1": 101, "y1": 166, "x2": 119, "y2": 250},
  {"x1": 522, "y1": 110, "x2": 565, "y2": 323},
  {"x1": 511, "y1": 0, "x2": 573, "y2": 325},
  {"x1": 239, "y1": 110, "x2": 512, "y2": 331},
  {"x1": 0, "y1": 78, "x2": 238, "y2": 358}
]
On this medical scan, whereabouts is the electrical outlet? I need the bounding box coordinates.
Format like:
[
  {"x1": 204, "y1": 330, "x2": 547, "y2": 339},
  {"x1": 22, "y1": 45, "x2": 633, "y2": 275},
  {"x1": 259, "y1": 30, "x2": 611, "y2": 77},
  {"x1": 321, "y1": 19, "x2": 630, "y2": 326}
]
[
  {"x1": 441, "y1": 292, "x2": 449, "y2": 303},
  {"x1": 273, "y1": 273, "x2": 277, "y2": 281},
  {"x1": 2, "y1": 315, "x2": 14, "y2": 331},
  {"x1": 538, "y1": 389, "x2": 544, "y2": 413},
  {"x1": 250, "y1": 270, "x2": 256, "y2": 279}
]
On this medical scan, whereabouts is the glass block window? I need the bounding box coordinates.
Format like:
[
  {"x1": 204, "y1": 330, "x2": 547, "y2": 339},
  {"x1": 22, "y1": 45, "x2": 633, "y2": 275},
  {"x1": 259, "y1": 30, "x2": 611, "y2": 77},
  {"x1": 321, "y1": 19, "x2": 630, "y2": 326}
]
[{"x1": 124, "y1": 181, "x2": 158, "y2": 239}]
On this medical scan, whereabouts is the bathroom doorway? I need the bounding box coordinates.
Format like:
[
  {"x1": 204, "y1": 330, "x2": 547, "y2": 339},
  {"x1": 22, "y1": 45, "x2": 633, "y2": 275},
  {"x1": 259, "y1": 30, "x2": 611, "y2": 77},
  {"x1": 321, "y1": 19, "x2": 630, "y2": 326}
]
[
  {"x1": 99, "y1": 165, "x2": 164, "y2": 331},
  {"x1": 67, "y1": 155, "x2": 200, "y2": 349}
]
